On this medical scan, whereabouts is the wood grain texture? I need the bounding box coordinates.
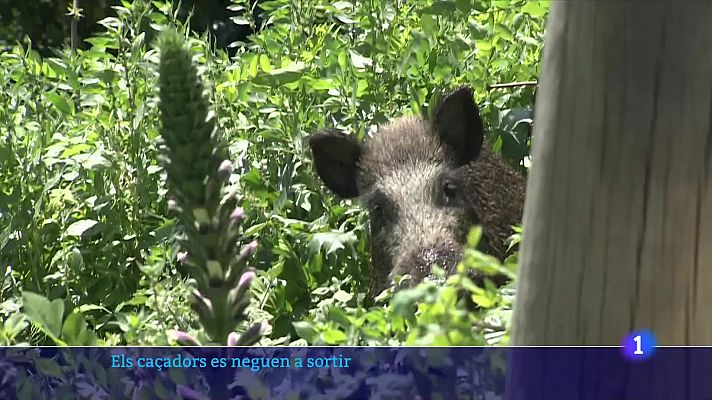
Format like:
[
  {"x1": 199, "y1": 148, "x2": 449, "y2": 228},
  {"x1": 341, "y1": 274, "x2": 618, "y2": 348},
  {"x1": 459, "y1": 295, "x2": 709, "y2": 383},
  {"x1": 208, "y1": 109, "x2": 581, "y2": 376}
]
[{"x1": 511, "y1": 1, "x2": 712, "y2": 346}]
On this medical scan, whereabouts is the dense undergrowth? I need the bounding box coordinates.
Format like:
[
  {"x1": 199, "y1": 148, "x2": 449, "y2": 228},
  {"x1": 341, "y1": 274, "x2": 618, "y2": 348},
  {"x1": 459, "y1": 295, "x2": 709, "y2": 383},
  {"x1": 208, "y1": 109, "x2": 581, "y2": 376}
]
[{"x1": 0, "y1": 0, "x2": 547, "y2": 347}]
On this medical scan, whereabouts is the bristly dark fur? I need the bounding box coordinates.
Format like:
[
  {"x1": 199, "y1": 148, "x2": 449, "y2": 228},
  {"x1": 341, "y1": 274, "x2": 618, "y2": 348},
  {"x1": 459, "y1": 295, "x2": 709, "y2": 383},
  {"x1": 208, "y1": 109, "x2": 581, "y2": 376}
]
[{"x1": 464, "y1": 149, "x2": 525, "y2": 261}]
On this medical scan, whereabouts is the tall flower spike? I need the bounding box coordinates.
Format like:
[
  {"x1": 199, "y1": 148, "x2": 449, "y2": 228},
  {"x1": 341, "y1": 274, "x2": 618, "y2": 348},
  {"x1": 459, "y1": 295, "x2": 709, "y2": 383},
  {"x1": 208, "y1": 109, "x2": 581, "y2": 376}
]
[{"x1": 156, "y1": 29, "x2": 263, "y2": 348}]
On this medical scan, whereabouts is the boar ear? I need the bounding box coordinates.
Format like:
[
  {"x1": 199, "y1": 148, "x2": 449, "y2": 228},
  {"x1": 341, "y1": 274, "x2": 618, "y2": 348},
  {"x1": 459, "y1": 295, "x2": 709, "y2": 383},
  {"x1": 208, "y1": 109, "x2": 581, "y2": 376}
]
[
  {"x1": 433, "y1": 86, "x2": 484, "y2": 165},
  {"x1": 308, "y1": 130, "x2": 362, "y2": 198}
]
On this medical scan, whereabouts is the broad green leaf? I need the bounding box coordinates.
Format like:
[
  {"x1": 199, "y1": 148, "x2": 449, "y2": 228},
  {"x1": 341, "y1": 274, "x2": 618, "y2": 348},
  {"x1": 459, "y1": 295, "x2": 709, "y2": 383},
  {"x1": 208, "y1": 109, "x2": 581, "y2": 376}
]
[
  {"x1": 321, "y1": 328, "x2": 347, "y2": 344},
  {"x1": 309, "y1": 231, "x2": 357, "y2": 255},
  {"x1": 62, "y1": 312, "x2": 97, "y2": 345},
  {"x1": 327, "y1": 306, "x2": 352, "y2": 327},
  {"x1": 252, "y1": 62, "x2": 306, "y2": 86},
  {"x1": 22, "y1": 291, "x2": 64, "y2": 339},
  {"x1": 333, "y1": 290, "x2": 353, "y2": 303},
  {"x1": 521, "y1": 1, "x2": 547, "y2": 17},
  {"x1": 293, "y1": 321, "x2": 318, "y2": 341},
  {"x1": 349, "y1": 50, "x2": 372, "y2": 69},
  {"x1": 231, "y1": 16, "x2": 251, "y2": 25},
  {"x1": 66, "y1": 219, "x2": 99, "y2": 238},
  {"x1": 47, "y1": 91, "x2": 72, "y2": 115},
  {"x1": 259, "y1": 54, "x2": 271, "y2": 72}
]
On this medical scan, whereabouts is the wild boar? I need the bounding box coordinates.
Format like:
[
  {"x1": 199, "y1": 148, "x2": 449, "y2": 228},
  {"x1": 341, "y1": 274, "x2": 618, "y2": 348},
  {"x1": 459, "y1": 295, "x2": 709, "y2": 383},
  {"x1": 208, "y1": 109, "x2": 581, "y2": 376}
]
[{"x1": 309, "y1": 86, "x2": 525, "y2": 296}]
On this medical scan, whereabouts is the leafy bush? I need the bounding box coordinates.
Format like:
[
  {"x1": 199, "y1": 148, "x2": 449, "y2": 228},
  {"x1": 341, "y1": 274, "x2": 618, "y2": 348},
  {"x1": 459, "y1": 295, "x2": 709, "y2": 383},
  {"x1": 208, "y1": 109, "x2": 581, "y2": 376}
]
[
  {"x1": 0, "y1": 0, "x2": 547, "y2": 346},
  {"x1": 293, "y1": 227, "x2": 520, "y2": 346},
  {"x1": 0, "y1": 0, "x2": 258, "y2": 56}
]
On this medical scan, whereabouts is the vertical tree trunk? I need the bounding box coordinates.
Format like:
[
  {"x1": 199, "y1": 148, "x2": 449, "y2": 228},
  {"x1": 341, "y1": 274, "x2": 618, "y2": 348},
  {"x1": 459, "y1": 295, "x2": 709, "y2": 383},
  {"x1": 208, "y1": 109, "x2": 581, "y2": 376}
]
[{"x1": 511, "y1": 1, "x2": 712, "y2": 346}]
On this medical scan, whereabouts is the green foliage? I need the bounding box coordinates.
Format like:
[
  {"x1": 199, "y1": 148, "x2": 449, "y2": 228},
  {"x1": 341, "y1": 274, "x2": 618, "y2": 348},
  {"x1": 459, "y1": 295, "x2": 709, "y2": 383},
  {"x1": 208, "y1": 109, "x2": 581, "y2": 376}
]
[
  {"x1": 0, "y1": 0, "x2": 252, "y2": 56},
  {"x1": 1, "y1": 1, "x2": 193, "y2": 346},
  {"x1": 0, "y1": 1, "x2": 116, "y2": 55},
  {"x1": 0, "y1": 0, "x2": 547, "y2": 347},
  {"x1": 293, "y1": 227, "x2": 518, "y2": 346},
  {"x1": 21, "y1": 290, "x2": 98, "y2": 345}
]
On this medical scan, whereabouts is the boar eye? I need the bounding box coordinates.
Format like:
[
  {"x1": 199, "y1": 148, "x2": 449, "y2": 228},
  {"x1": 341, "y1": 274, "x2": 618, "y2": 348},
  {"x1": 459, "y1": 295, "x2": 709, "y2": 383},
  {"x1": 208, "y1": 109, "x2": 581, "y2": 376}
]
[
  {"x1": 443, "y1": 181, "x2": 459, "y2": 205},
  {"x1": 371, "y1": 203, "x2": 382, "y2": 218}
]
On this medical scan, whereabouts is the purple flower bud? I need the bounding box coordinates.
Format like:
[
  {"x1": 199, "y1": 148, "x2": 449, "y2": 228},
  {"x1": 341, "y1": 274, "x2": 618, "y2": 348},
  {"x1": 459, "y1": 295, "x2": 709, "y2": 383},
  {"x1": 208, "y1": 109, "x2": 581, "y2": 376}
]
[
  {"x1": 235, "y1": 321, "x2": 268, "y2": 345},
  {"x1": 230, "y1": 207, "x2": 244, "y2": 224},
  {"x1": 169, "y1": 330, "x2": 201, "y2": 346},
  {"x1": 238, "y1": 270, "x2": 256, "y2": 289},
  {"x1": 217, "y1": 160, "x2": 233, "y2": 179},
  {"x1": 240, "y1": 240, "x2": 258, "y2": 259},
  {"x1": 257, "y1": 321, "x2": 268, "y2": 335},
  {"x1": 227, "y1": 331, "x2": 240, "y2": 346}
]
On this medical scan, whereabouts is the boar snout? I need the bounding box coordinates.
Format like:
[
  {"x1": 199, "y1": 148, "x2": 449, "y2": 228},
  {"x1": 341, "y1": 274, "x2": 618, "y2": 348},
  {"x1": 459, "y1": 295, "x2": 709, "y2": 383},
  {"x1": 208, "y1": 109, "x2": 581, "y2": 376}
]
[{"x1": 390, "y1": 244, "x2": 461, "y2": 288}]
